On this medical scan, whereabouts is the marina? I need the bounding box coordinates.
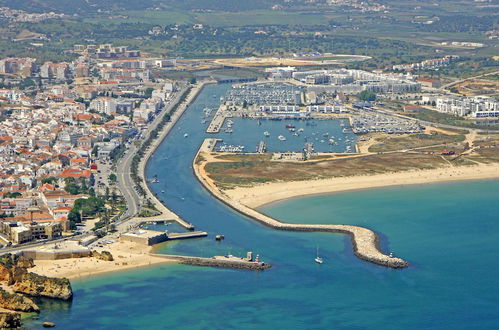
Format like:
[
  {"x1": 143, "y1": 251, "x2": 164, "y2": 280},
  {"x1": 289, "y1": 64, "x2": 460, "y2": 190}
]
[{"x1": 210, "y1": 117, "x2": 357, "y2": 153}]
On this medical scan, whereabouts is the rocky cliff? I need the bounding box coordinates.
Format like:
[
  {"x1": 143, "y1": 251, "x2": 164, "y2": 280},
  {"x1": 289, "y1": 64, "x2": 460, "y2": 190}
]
[
  {"x1": 0, "y1": 254, "x2": 33, "y2": 286},
  {"x1": 0, "y1": 311, "x2": 21, "y2": 329},
  {"x1": 0, "y1": 288, "x2": 39, "y2": 312},
  {"x1": 13, "y1": 273, "x2": 73, "y2": 301},
  {"x1": 92, "y1": 250, "x2": 114, "y2": 261}
]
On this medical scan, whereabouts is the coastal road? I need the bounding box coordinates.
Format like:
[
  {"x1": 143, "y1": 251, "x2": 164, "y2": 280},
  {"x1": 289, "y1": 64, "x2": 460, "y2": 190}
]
[{"x1": 115, "y1": 84, "x2": 189, "y2": 223}]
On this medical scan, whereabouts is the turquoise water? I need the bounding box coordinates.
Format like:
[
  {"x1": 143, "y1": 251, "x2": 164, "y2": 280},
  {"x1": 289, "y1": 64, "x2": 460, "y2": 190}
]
[{"x1": 24, "y1": 84, "x2": 499, "y2": 329}]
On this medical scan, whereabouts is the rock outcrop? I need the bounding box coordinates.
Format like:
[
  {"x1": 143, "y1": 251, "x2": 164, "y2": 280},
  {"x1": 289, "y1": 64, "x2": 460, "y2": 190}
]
[
  {"x1": 92, "y1": 250, "x2": 114, "y2": 261},
  {"x1": 0, "y1": 311, "x2": 21, "y2": 329},
  {"x1": 0, "y1": 288, "x2": 39, "y2": 312},
  {"x1": 0, "y1": 254, "x2": 32, "y2": 285},
  {"x1": 13, "y1": 273, "x2": 73, "y2": 301}
]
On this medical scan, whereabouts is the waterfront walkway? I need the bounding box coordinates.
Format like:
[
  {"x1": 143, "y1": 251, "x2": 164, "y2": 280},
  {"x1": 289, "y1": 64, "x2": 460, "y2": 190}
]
[
  {"x1": 193, "y1": 140, "x2": 409, "y2": 269},
  {"x1": 116, "y1": 81, "x2": 215, "y2": 233}
]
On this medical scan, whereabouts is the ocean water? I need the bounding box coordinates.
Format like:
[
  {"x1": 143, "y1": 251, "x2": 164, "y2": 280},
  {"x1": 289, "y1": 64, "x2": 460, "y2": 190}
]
[{"x1": 23, "y1": 84, "x2": 499, "y2": 329}]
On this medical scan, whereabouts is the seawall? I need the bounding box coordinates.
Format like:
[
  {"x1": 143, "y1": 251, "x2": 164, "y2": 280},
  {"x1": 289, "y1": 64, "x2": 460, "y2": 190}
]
[
  {"x1": 138, "y1": 80, "x2": 217, "y2": 229},
  {"x1": 193, "y1": 143, "x2": 409, "y2": 269}
]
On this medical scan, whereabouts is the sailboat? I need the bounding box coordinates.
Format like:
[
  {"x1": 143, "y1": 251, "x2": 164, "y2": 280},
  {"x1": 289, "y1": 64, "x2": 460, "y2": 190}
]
[{"x1": 315, "y1": 246, "x2": 324, "y2": 264}]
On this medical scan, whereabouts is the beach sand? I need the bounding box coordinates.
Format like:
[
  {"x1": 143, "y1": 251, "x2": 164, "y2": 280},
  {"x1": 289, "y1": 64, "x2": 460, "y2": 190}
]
[
  {"x1": 30, "y1": 241, "x2": 174, "y2": 279},
  {"x1": 223, "y1": 163, "x2": 499, "y2": 208}
]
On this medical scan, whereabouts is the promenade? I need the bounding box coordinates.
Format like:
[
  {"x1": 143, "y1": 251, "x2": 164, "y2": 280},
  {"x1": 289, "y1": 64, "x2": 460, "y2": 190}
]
[
  {"x1": 116, "y1": 81, "x2": 215, "y2": 233},
  {"x1": 193, "y1": 140, "x2": 409, "y2": 269}
]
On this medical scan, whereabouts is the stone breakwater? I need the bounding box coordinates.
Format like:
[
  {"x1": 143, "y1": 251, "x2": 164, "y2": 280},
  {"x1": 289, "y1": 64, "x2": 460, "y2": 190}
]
[
  {"x1": 151, "y1": 254, "x2": 272, "y2": 271},
  {"x1": 193, "y1": 146, "x2": 409, "y2": 269}
]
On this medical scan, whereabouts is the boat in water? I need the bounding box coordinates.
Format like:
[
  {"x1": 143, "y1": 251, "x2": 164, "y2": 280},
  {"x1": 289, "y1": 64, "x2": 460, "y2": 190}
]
[
  {"x1": 264, "y1": 131, "x2": 270, "y2": 137},
  {"x1": 278, "y1": 135, "x2": 286, "y2": 141},
  {"x1": 285, "y1": 124, "x2": 295, "y2": 129},
  {"x1": 315, "y1": 246, "x2": 324, "y2": 264},
  {"x1": 184, "y1": 133, "x2": 189, "y2": 138}
]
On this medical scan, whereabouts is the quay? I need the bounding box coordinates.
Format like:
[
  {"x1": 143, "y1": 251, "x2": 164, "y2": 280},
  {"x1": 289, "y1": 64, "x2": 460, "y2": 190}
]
[
  {"x1": 199, "y1": 138, "x2": 222, "y2": 153},
  {"x1": 151, "y1": 253, "x2": 272, "y2": 271},
  {"x1": 206, "y1": 106, "x2": 228, "y2": 133},
  {"x1": 120, "y1": 229, "x2": 207, "y2": 245},
  {"x1": 193, "y1": 139, "x2": 409, "y2": 269},
  {"x1": 167, "y1": 231, "x2": 208, "y2": 240}
]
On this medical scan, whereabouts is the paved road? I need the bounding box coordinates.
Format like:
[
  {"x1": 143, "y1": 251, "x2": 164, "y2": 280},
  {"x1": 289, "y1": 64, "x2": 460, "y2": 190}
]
[
  {"x1": 115, "y1": 85, "x2": 189, "y2": 223},
  {"x1": 440, "y1": 70, "x2": 499, "y2": 90}
]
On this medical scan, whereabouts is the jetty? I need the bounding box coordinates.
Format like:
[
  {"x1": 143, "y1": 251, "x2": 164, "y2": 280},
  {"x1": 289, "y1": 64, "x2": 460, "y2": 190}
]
[
  {"x1": 151, "y1": 253, "x2": 271, "y2": 271},
  {"x1": 206, "y1": 106, "x2": 228, "y2": 133},
  {"x1": 167, "y1": 231, "x2": 208, "y2": 240},
  {"x1": 193, "y1": 139, "x2": 409, "y2": 269}
]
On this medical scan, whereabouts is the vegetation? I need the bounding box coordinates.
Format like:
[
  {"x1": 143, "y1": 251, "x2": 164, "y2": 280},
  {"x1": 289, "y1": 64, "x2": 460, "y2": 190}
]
[
  {"x1": 2, "y1": 192, "x2": 21, "y2": 198},
  {"x1": 205, "y1": 152, "x2": 451, "y2": 190},
  {"x1": 369, "y1": 133, "x2": 466, "y2": 153},
  {"x1": 409, "y1": 110, "x2": 499, "y2": 130},
  {"x1": 63, "y1": 177, "x2": 93, "y2": 195},
  {"x1": 68, "y1": 196, "x2": 105, "y2": 229},
  {"x1": 358, "y1": 90, "x2": 376, "y2": 102}
]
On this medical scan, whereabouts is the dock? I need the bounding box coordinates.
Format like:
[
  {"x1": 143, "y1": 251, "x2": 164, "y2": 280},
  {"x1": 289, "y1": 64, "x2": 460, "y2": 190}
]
[
  {"x1": 167, "y1": 231, "x2": 208, "y2": 240},
  {"x1": 199, "y1": 138, "x2": 222, "y2": 153},
  {"x1": 257, "y1": 140, "x2": 267, "y2": 153},
  {"x1": 206, "y1": 106, "x2": 228, "y2": 133}
]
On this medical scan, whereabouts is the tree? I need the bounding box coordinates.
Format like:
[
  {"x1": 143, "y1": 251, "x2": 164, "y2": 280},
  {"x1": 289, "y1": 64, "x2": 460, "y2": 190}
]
[
  {"x1": 109, "y1": 173, "x2": 117, "y2": 183},
  {"x1": 41, "y1": 176, "x2": 57, "y2": 184},
  {"x1": 144, "y1": 87, "x2": 154, "y2": 98},
  {"x1": 358, "y1": 90, "x2": 376, "y2": 102},
  {"x1": 2, "y1": 192, "x2": 21, "y2": 198}
]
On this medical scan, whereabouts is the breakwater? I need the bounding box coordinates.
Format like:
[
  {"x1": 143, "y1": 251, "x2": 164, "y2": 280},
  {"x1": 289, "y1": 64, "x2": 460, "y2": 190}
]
[
  {"x1": 193, "y1": 140, "x2": 409, "y2": 269},
  {"x1": 151, "y1": 254, "x2": 272, "y2": 271}
]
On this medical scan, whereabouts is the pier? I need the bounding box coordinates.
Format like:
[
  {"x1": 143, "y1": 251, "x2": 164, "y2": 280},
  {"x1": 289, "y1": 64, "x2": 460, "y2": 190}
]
[
  {"x1": 166, "y1": 231, "x2": 208, "y2": 240},
  {"x1": 199, "y1": 138, "x2": 222, "y2": 153},
  {"x1": 257, "y1": 140, "x2": 267, "y2": 153},
  {"x1": 206, "y1": 106, "x2": 228, "y2": 133},
  {"x1": 151, "y1": 254, "x2": 272, "y2": 271}
]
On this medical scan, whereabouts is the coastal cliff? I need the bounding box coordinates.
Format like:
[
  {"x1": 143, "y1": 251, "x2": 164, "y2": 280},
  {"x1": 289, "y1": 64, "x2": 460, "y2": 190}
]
[
  {"x1": 0, "y1": 311, "x2": 21, "y2": 328},
  {"x1": 0, "y1": 288, "x2": 39, "y2": 312},
  {"x1": 14, "y1": 273, "x2": 73, "y2": 301},
  {"x1": 0, "y1": 255, "x2": 34, "y2": 286}
]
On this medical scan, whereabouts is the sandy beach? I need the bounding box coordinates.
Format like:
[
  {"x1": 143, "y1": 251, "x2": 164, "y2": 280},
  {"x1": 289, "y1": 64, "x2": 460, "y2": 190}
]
[
  {"x1": 223, "y1": 163, "x2": 499, "y2": 208},
  {"x1": 30, "y1": 241, "x2": 175, "y2": 280}
]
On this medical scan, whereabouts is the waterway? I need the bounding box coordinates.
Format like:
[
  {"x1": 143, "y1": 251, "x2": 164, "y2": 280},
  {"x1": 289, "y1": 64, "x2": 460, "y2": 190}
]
[{"x1": 24, "y1": 83, "x2": 499, "y2": 329}]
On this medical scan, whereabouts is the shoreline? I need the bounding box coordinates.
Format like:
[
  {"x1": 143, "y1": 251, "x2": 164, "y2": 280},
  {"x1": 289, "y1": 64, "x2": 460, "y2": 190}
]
[
  {"x1": 193, "y1": 145, "x2": 409, "y2": 269},
  {"x1": 30, "y1": 241, "x2": 175, "y2": 280},
  {"x1": 224, "y1": 163, "x2": 499, "y2": 208}
]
